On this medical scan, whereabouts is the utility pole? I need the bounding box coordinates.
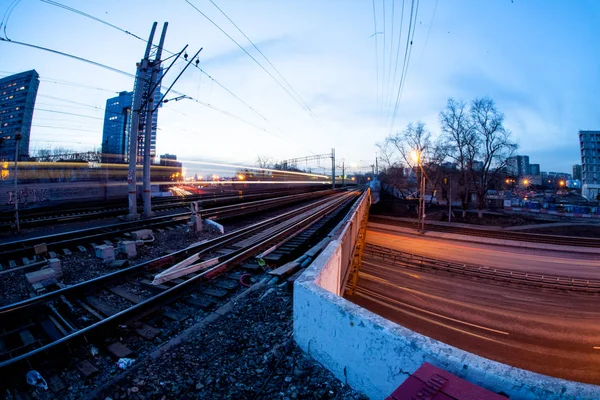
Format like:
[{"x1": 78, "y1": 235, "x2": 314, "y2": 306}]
[
  {"x1": 342, "y1": 161, "x2": 345, "y2": 187},
  {"x1": 331, "y1": 148, "x2": 335, "y2": 189},
  {"x1": 143, "y1": 22, "x2": 168, "y2": 218},
  {"x1": 418, "y1": 170, "x2": 426, "y2": 234},
  {"x1": 448, "y1": 185, "x2": 452, "y2": 223},
  {"x1": 127, "y1": 22, "x2": 157, "y2": 219},
  {"x1": 13, "y1": 133, "x2": 21, "y2": 232}
]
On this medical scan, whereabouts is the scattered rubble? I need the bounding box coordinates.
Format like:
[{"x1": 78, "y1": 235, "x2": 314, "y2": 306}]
[{"x1": 97, "y1": 285, "x2": 366, "y2": 400}]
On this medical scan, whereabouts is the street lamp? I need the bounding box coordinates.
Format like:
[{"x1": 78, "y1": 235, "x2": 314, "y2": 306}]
[{"x1": 412, "y1": 149, "x2": 425, "y2": 234}]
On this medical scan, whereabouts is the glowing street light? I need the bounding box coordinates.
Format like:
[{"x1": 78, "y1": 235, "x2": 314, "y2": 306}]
[
  {"x1": 237, "y1": 174, "x2": 245, "y2": 180},
  {"x1": 559, "y1": 180, "x2": 565, "y2": 187},
  {"x1": 523, "y1": 179, "x2": 530, "y2": 186},
  {"x1": 410, "y1": 150, "x2": 421, "y2": 164}
]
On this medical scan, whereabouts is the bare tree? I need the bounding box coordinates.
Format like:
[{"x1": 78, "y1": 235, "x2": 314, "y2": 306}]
[
  {"x1": 381, "y1": 122, "x2": 445, "y2": 200},
  {"x1": 470, "y1": 97, "x2": 518, "y2": 217},
  {"x1": 255, "y1": 155, "x2": 273, "y2": 169},
  {"x1": 439, "y1": 98, "x2": 477, "y2": 216}
]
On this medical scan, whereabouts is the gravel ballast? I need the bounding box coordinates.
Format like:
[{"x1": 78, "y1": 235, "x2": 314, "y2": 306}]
[{"x1": 95, "y1": 284, "x2": 367, "y2": 400}]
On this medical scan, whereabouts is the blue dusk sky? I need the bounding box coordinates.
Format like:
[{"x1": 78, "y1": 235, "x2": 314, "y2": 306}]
[{"x1": 1, "y1": 0, "x2": 598, "y2": 175}]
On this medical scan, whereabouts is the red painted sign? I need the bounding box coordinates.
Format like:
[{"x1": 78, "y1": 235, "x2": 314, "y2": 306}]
[{"x1": 386, "y1": 363, "x2": 507, "y2": 400}]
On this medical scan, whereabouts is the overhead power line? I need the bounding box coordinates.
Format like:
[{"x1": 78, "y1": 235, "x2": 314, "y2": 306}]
[
  {"x1": 184, "y1": 0, "x2": 314, "y2": 117},
  {"x1": 0, "y1": 38, "x2": 283, "y2": 139},
  {"x1": 38, "y1": 0, "x2": 146, "y2": 42},
  {"x1": 381, "y1": 0, "x2": 386, "y2": 117},
  {"x1": 3, "y1": 1, "x2": 314, "y2": 151},
  {"x1": 207, "y1": 0, "x2": 312, "y2": 117},
  {"x1": 0, "y1": 37, "x2": 135, "y2": 78},
  {"x1": 371, "y1": 0, "x2": 380, "y2": 126},
  {"x1": 388, "y1": 0, "x2": 419, "y2": 135},
  {"x1": 387, "y1": 0, "x2": 405, "y2": 113},
  {"x1": 33, "y1": 0, "x2": 300, "y2": 143}
]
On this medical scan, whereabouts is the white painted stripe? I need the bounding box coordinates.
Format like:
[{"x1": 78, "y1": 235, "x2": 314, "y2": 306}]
[
  {"x1": 355, "y1": 289, "x2": 509, "y2": 345},
  {"x1": 357, "y1": 273, "x2": 510, "y2": 336}
]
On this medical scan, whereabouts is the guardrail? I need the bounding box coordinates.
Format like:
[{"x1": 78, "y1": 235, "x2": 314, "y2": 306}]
[
  {"x1": 316, "y1": 189, "x2": 370, "y2": 295},
  {"x1": 365, "y1": 243, "x2": 600, "y2": 293}
]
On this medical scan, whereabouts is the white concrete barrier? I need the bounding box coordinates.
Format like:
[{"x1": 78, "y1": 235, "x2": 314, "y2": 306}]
[{"x1": 294, "y1": 195, "x2": 600, "y2": 400}]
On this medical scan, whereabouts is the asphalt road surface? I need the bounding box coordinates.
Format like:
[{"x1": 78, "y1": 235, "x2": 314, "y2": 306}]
[
  {"x1": 367, "y1": 225, "x2": 600, "y2": 279},
  {"x1": 345, "y1": 228, "x2": 600, "y2": 384}
]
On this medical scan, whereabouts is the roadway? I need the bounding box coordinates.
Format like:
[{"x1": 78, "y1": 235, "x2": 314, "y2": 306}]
[
  {"x1": 345, "y1": 227, "x2": 600, "y2": 384},
  {"x1": 367, "y1": 225, "x2": 600, "y2": 279}
]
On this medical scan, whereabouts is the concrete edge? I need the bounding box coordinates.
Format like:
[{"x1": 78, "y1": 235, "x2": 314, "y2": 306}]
[{"x1": 293, "y1": 241, "x2": 600, "y2": 400}]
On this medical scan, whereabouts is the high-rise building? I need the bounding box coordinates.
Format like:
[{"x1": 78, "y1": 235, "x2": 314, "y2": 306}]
[
  {"x1": 0, "y1": 70, "x2": 40, "y2": 161},
  {"x1": 506, "y1": 155, "x2": 530, "y2": 176},
  {"x1": 579, "y1": 130, "x2": 600, "y2": 199},
  {"x1": 530, "y1": 164, "x2": 540, "y2": 175},
  {"x1": 101, "y1": 91, "x2": 132, "y2": 163},
  {"x1": 573, "y1": 164, "x2": 582, "y2": 180}
]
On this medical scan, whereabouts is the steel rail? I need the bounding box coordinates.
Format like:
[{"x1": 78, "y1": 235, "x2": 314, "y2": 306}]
[
  {"x1": 0, "y1": 191, "x2": 344, "y2": 314},
  {"x1": 364, "y1": 243, "x2": 600, "y2": 292},
  {"x1": 0, "y1": 190, "x2": 359, "y2": 371},
  {"x1": 0, "y1": 190, "x2": 335, "y2": 261},
  {"x1": 369, "y1": 216, "x2": 600, "y2": 248},
  {"x1": 0, "y1": 187, "x2": 322, "y2": 231}
]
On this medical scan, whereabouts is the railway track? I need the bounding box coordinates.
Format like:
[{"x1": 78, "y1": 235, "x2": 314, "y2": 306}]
[
  {"x1": 0, "y1": 187, "x2": 323, "y2": 232},
  {"x1": 369, "y1": 215, "x2": 600, "y2": 248},
  {"x1": 0, "y1": 189, "x2": 337, "y2": 270},
  {"x1": 0, "y1": 190, "x2": 360, "y2": 379},
  {"x1": 364, "y1": 243, "x2": 600, "y2": 293}
]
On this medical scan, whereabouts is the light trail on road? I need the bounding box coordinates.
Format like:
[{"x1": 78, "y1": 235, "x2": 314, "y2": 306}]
[
  {"x1": 367, "y1": 227, "x2": 600, "y2": 279},
  {"x1": 345, "y1": 230, "x2": 600, "y2": 384}
]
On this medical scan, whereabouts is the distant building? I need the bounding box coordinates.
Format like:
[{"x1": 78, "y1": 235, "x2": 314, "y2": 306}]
[
  {"x1": 530, "y1": 164, "x2": 540, "y2": 175},
  {"x1": 471, "y1": 160, "x2": 483, "y2": 171},
  {"x1": 0, "y1": 70, "x2": 40, "y2": 161},
  {"x1": 101, "y1": 91, "x2": 132, "y2": 163},
  {"x1": 159, "y1": 153, "x2": 182, "y2": 167},
  {"x1": 572, "y1": 164, "x2": 582, "y2": 180},
  {"x1": 506, "y1": 155, "x2": 530, "y2": 176},
  {"x1": 579, "y1": 130, "x2": 600, "y2": 199}
]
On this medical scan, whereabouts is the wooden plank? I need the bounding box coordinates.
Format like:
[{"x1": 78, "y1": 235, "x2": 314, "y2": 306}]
[
  {"x1": 202, "y1": 287, "x2": 228, "y2": 298},
  {"x1": 163, "y1": 311, "x2": 189, "y2": 322},
  {"x1": 19, "y1": 330, "x2": 36, "y2": 346},
  {"x1": 109, "y1": 286, "x2": 145, "y2": 305},
  {"x1": 75, "y1": 360, "x2": 99, "y2": 378},
  {"x1": 139, "y1": 279, "x2": 170, "y2": 291},
  {"x1": 106, "y1": 341, "x2": 133, "y2": 358},
  {"x1": 269, "y1": 262, "x2": 300, "y2": 279},
  {"x1": 76, "y1": 299, "x2": 104, "y2": 320},
  {"x1": 185, "y1": 297, "x2": 215, "y2": 309},
  {"x1": 85, "y1": 296, "x2": 118, "y2": 317},
  {"x1": 215, "y1": 280, "x2": 238, "y2": 290},
  {"x1": 135, "y1": 323, "x2": 160, "y2": 340}
]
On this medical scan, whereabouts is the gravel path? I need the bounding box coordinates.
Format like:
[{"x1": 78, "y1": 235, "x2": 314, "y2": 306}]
[{"x1": 97, "y1": 284, "x2": 366, "y2": 400}]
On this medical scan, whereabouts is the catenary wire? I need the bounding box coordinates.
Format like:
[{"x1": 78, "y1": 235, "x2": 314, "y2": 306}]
[
  {"x1": 207, "y1": 0, "x2": 313, "y2": 117},
  {"x1": 183, "y1": 0, "x2": 314, "y2": 117}
]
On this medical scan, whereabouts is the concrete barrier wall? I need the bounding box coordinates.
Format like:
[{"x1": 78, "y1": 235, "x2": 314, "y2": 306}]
[
  {"x1": 315, "y1": 190, "x2": 370, "y2": 296},
  {"x1": 294, "y1": 201, "x2": 600, "y2": 399}
]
